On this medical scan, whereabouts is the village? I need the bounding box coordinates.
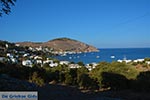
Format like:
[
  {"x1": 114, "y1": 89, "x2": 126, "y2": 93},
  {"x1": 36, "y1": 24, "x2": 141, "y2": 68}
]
[
  {"x1": 0, "y1": 42, "x2": 99, "y2": 71},
  {"x1": 1, "y1": 41, "x2": 150, "y2": 73}
]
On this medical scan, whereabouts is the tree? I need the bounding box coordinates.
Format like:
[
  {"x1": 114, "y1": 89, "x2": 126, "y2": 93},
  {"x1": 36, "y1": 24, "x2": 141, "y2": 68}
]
[
  {"x1": 69, "y1": 68, "x2": 77, "y2": 85},
  {"x1": 29, "y1": 72, "x2": 45, "y2": 87},
  {"x1": 90, "y1": 61, "x2": 138, "y2": 88},
  {"x1": 78, "y1": 73, "x2": 99, "y2": 90},
  {"x1": 64, "y1": 73, "x2": 73, "y2": 85},
  {"x1": 101, "y1": 72, "x2": 129, "y2": 90},
  {"x1": 0, "y1": 0, "x2": 16, "y2": 16},
  {"x1": 77, "y1": 61, "x2": 84, "y2": 66},
  {"x1": 77, "y1": 66, "x2": 88, "y2": 84}
]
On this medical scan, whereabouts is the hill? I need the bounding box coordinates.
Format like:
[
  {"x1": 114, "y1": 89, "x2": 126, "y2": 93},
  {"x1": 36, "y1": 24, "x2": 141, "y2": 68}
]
[{"x1": 17, "y1": 38, "x2": 99, "y2": 52}]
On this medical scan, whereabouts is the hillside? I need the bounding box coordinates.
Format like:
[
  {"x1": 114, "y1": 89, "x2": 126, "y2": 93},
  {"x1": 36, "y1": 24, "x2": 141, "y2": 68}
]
[{"x1": 17, "y1": 38, "x2": 99, "y2": 52}]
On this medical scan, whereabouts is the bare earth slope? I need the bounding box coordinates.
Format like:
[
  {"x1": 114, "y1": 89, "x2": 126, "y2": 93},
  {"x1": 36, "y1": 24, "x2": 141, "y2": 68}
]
[{"x1": 17, "y1": 38, "x2": 99, "y2": 52}]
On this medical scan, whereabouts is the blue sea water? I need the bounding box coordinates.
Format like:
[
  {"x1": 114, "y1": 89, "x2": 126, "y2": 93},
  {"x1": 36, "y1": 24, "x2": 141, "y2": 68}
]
[{"x1": 53, "y1": 48, "x2": 150, "y2": 64}]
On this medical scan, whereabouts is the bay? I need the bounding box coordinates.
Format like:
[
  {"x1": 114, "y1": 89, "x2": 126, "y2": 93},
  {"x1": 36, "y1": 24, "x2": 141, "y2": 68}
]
[{"x1": 53, "y1": 48, "x2": 150, "y2": 64}]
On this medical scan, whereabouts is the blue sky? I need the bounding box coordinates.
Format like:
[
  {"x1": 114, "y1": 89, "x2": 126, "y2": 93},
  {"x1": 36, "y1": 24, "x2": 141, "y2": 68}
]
[{"x1": 0, "y1": 0, "x2": 149, "y2": 48}]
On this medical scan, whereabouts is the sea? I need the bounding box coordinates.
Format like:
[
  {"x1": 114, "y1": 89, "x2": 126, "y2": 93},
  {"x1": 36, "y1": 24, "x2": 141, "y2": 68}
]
[{"x1": 53, "y1": 48, "x2": 150, "y2": 64}]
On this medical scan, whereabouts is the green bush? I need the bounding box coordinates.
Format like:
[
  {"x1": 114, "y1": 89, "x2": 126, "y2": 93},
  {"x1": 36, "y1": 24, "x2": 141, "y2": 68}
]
[
  {"x1": 101, "y1": 72, "x2": 129, "y2": 90},
  {"x1": 29, "y1": 72, "x2": 45, "y2": 87},
  {"x1": 90, "y1": 62, "x2": 139, "y2": 88},
  {"x1": 64, "y1": 73, "x2": 73, "y2": 85},
  {"x1": 78, "y1": 73, "x2": 99, "y2": 90}
]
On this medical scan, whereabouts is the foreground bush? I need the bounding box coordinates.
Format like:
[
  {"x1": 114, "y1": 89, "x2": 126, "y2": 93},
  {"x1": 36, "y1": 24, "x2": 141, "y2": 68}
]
[
  {"x1": 29, "y1": 72, "x2": 45, "y2": 87},
  {"x1": 101, "y1": 72, "x2": 129, "y2": 90}
]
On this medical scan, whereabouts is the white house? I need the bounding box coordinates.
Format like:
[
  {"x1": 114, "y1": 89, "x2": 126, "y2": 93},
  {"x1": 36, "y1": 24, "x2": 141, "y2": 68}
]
[
  {"x1": 6, "y1": 53, "x2": 13, "y2": 58},
  {"x1": 134, "y1": 59, "x2": 144, "y2": 63},
  {"x1": 69, "y1": 64, "x2": 81, "y2": 69},
  {"x1": 29, "y1": 47, "x2": 33, "y2": 50},
  {"x1": 23, "y1": 53, "x2": 29, "y2": 57},
  {"x1": 117, "y1": 59, "x2": 132, "y2": 63},
  {"x1": 15, "y1": 44, "x2": 20, "y2": 47},
  {"x1": 49, "y1": 63, "x2": 58, "y2": 67},
  {"x1": 22, "y1": 60, "x2": 33, "y2": 67},
  {"x1": 5, "y1": 44, "x2": 8, "y2": 48},
  {"x1": 36, "y1": 46, "x2": 42, "y2": 51},
  {"x1": 28, "y1": 47, "x2": 36, "y2": 51},
  {"x1": 43, "y1": 59, "x2": 53, "y2": 64},
  {"x1": 117, "y1": 59, "x2": 123, "y2": 63},
  {"x1": 86, "y1": 63, "x2": 98, "y2": 71},
  {"x1": 10, "y1": 58, "x2": 18, "y2": 63},
  {"x1": 92, "y1": 63, "x2": 98, "y2": 68},
  {"x1": 42, "y1": 59, "x2": 58, "y2": 67},
  {"x1": 146, "y1": 61, "x2": 150, "y2": 65},
  {"x1": 86, "y1": 64, "x2": 92, "y2": 71},
  {"x1": 59, "y1": 61, "x2": 70, "y2": 65},
  {"x1": 34, "y1": 56, "x2": 42, "y2": 60},
  {"x1": 36, "y1": 60, "x2": 43, "y2": 64}
]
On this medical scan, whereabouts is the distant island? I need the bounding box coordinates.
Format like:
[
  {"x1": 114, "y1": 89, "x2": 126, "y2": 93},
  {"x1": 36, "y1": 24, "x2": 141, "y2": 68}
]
[{"x1": 17, "y1": 37, "x2": 99, "y2": 53}]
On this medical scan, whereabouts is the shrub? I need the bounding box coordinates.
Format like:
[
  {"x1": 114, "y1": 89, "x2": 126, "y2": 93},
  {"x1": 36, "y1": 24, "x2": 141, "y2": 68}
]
[
  {"x1": 101, "y1": 72, "x2": 129, "y2": 90},
  {"x1": 64, "y1": 73, "x2": 73, "y2": 85},
  {"x1": 29, "y1": 72, "x2": 45, "y2": 87}
]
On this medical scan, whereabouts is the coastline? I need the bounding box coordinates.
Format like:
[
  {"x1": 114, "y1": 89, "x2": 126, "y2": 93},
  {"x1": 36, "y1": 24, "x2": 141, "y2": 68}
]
[{"x1": 53, "y1": 48, "x2": 150, "y2": 64}]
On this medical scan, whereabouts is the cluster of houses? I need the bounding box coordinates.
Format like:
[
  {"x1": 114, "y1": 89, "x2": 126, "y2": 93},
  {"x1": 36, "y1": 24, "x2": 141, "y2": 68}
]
[
  {"x1": 0, "y1": 52, "x2": 97, "y2": 71},
  {"x1": 0, "y1": 43, "x2": 99, "y2": 71},
  {"x1": 0, "y1": 52, "x2": 96, "y2": 71},
  {"x1": 1, "y1": 50, "x2": 150, "y2": 71},
  {"x1": 1, "y1": 51, "x2": 150, "y2": 71},
  {"x1": 117, "y1": 58, "x2": 150, "y2": 64},
  {"x1": 22, "y1": 57, "x2": 62, "y2": 68},
  {"x1": 85, "y1": 63, "x2": 98, "y2": 71},
  {"x1": 1, "y1": 43, "x2": 150, "y2": 72}
]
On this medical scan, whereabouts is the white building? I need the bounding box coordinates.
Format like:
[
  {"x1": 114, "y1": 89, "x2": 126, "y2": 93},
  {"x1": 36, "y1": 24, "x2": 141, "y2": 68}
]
[
  {"x1": 15, "y1": 44, "x2": 20, "y2": 47},
  {"x1": 10, "y1": 58, "x2": 18, "y2": 63},
  {"x1": 36, "y1": 60, "x2": 43, "y2": 64},
  {"x1": 49, "y1": 63, "x2": 58, "y2": 67},
  {"x1": 22, "y1": 60, "x2": 33, "y2": 67},
  {"x1": 6, "y1": 53, "x2": 13, "y2": 58},
  {"x1": 146, "y1": 61, "x2": 150, "y2": 65},
  {"x1": 117, "y1": 59, "x2": 122, "y2": 63},
  {"x1": 29, "y1": 47, "x2": 33, "y2": 50},
  {"x1": 23, "y1": 53, "x2": 29, "y2": 57},
  {"x1": 43, "y1": 59, "x2": 53, "y2": 64},
  {"x1": 34, "y1": 56, "x2": 42, "y2": 60},
  {"x1": 86, "y1": 63, "x2": 98, "y2": 71},
  {"x1": 117, "y1": 59, "x2": 132, "y2": 63},
  {"x1": 5, "y1": 44, "x2": 8, "y2": 48},
  {"x1": 36, "y1": 46, "x2": 42, "y2": 51},
  {"x1": 69, "y1": 64, "x2": 81, "y2": 69},
  {"x1": 60, "y1": 61, "x2": 70, "y2": 65},
  {"x1": 43, "y1": 59, "x2": 58, "y2": 67},
  {"x1": 133, "y1": 59, "x2": 144, "y2": 63}
]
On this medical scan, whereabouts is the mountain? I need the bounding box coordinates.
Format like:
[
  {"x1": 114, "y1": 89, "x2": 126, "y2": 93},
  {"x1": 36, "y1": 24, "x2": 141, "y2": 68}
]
[{"x1": 17, "y1": 38, "x2": 99, "y2": 52}]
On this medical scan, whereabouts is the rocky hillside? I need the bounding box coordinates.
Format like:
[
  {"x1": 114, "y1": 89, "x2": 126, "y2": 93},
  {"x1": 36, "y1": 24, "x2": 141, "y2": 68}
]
[{"x1": 17, "y1": 38, "x2": 99, "y2": 52}]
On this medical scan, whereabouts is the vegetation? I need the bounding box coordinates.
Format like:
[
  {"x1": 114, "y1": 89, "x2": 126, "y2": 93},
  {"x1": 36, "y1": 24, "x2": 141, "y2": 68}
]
[
  {"x1": 0, "y1": 0, "x2": 16, "y2": 16},
  {"x1": 90, "y1": 62, "x2": 139, "y2": 87},
  {"x1": 1, "y1": 59, "x2": 150, "y2": 92},
  {"x1": 29, "y1": 72, "x2": 45, "y2": 87}
]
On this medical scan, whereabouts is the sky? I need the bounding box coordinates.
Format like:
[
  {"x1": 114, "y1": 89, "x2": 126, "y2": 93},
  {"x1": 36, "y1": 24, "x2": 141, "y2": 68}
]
[{"x1": 0, "y1": 0, "x2": 150, "y2": 48}]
